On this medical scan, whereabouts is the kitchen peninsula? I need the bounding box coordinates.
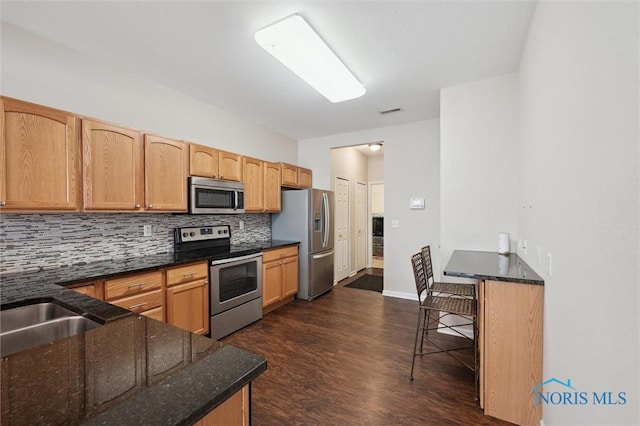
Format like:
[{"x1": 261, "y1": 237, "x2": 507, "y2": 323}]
[
  {"x1": 0, "y1": 245, "x2": 292, "y2": 425},
  {"x1": 444, "y1": 250, "x2": 544, "y2": 426}
]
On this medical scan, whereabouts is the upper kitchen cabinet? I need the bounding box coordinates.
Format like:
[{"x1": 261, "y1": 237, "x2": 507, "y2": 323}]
[
  {"x1": 280, "y1": 163, "x2": 298, "y2": 188},
  {"x1": 298, "y1": 167, "x2": 312, "y2": 189},
  {"x1": 189, "y1": 143, "x2": 242, "y2": 182},
  {"x1": 218, "y1": 150, "x2": 243, "y2": 182},
  {"x1": 0, "y1": 97, "x2": 80, "y2": 212},
  {"x1": 243, "y1": 157, "x2": 281, "y2": 213},
  {"x1": 144, "y1": 134, "x2": 188, "y2": 212},
  {"x1": 242, "y1": 156, "x2": 264, "y2": 212},
  {"x1": 189, "y1": 143, "x2": 218, "y2": 178},
  {"x1": 82, "y1": 119, "x2": 144, "y2": 211},
  {"x1": 280, "y1": 163, "x2": 312, "y2": 189},
  {"x1": 264, "y1": 161, "x2": 282, "y2": 212}
]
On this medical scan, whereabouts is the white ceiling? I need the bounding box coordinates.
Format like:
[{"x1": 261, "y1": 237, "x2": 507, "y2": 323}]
[{"x1": 1, "y1": 1, "x2": 537, "y2": 141}]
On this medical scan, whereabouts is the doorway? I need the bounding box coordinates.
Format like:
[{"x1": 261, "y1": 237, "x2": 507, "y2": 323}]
[
  {"x1": 334, "y1": 176, "x2": 350, "y2": 282},
  {"x1": 370, "y1": 182, "x2": 384, "y2": 269}
]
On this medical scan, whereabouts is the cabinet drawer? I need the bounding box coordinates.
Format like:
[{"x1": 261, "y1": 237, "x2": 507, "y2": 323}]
[
  {"x1": 166, "y1": 262, "x2": 208, "y2": 287},
  {"x1": 104, "y1": 271, "x2": 163, "y2": 300},
  {"x1": 263, "y1": 246, "x2": 298, "y2": 263},
  {"x1": 110, "y1": 289, "x2": 163, "y2": 314},
  {"x1": 140, "y1": 306, "x2": 164, "y2": 322}
]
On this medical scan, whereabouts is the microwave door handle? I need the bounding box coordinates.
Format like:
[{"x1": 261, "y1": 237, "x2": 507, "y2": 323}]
[{"x1": 234, "y1": 191, "x2": 239, "y2": 210}]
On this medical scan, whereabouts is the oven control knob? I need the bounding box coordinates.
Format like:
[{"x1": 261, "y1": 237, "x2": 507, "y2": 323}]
[
  {"x1": 182, "y1": 232, "x2": 188, "y2": 238},
  {"x1": 224, "y1": 229, "x2": 228, "y2": 234},
  {"x1": 217, "y1": 230, "x2": 223, "y2": 234},
  {"x1": 190, "y1": 232, "x2": 195, "y2": 237}
]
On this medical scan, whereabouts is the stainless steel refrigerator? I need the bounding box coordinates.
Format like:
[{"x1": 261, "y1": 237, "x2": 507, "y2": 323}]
[{"x1": 272, "y1": 188, "x2": 334, "y2": 300}]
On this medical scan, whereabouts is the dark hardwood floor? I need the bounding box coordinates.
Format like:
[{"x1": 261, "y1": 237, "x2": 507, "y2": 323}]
[{"x1": 222, "y1": 269, "x2": 511, "y2": 425}]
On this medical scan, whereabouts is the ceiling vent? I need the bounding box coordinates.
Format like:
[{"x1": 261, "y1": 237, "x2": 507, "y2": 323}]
[{"x1": 379, "y1": 107, "x2": 402, "y2": 115}]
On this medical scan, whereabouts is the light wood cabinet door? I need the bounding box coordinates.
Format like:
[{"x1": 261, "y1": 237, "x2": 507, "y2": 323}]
[
  {"x1": 82, "y1": 119, "x2": 143, "y2": 211},
  {"x1": 280, "y1": 163, "x2": 298, "y2": 188},
  {"x1": 218, "y1": 150, "x2": 242, "y2": 182},
  {"x1": 144, "y1": 134, "x2": 188, "y2": 212},
  {"x1": 262, "y1": 260, "x2": 282, "y2": 308},
  {"x1": 483, "y1": 280, "x2": 543, "y2": 425},
  {"x1": 166, "y1": 279, "x2": 209, "y2": 335},
  {"x1": 194, "y1": 385, "x2": 249, "y2": 426},
  {"x1": 242, "y1": 156, "x2": 264, "y2": 212},
  {"x1": 264, "y1": 161, "x2": 281, "y2": 212},
  {"x1": 189, "y1": 143, "x2": 218, "y2": 178},
  {"x1": 281, "y1": 256, "x2": 299, "y2": 298},
  {"x1": 0, "y1": 97, "x2": 79, "y2": 212},
  {"x1": 298, "y1": 167, "x2": 312, "y2": 189}
]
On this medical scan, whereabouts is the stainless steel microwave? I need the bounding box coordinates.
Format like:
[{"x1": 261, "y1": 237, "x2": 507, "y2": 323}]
[{"x1": 189, "y1": 177, "x2": 245, "y2": 214}]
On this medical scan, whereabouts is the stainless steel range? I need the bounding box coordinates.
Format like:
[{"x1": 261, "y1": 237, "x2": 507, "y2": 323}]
[{"x1": 174, "y1": 225, "x2": 262, "y2": 340}]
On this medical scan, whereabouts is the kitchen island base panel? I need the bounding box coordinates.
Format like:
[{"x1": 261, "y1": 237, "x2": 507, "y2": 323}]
[{"x1": 482, "y1": 280, "x2": 543, "y2": 425}]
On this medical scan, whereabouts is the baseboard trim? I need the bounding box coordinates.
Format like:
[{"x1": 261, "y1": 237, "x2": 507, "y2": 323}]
[{"x1": 382, "y1": 290, "x2": 418, "y2": 301}]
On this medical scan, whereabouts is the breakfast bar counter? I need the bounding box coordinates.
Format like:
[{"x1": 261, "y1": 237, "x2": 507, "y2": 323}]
[{"x1": 443, "y1": 250, "x2": 544, "y2": 426}]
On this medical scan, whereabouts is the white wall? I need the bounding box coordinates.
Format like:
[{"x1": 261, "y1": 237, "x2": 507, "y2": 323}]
[
  {"x1": 517, "y1": 2, "x2": 639, "y2": 424},
  {"x1": 331, "y1": 146, "x2": 369, "y2": 275},
  {"x1": 367, "y1": 155, "x2": 384, "y2": 182},
  {"x1": 440, "y1": 74, "x2": 519, "y2": 268},
  {"x1": 300, "y1": 119, "x2": 440, "y2": 299},
  {"x1": 1, "y1": 23, "x2": 297, "y2": 162}
]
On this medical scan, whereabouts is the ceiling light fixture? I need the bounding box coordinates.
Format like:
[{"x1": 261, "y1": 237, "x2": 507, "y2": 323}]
[
  {"x1": 255, "y1": 14, "x2": 365, "y2": 103},
  {"x1": 369, "y1": 143, "x2": 382, "y2": 152}
]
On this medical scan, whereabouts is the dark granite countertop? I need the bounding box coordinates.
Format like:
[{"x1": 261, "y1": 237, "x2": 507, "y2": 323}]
[
  {"x1": 0, "y1": 240, "x2": 291, "y2": 425},
  {"x1": 443, "y1": 250, "x2": 544, "y2": 285}
]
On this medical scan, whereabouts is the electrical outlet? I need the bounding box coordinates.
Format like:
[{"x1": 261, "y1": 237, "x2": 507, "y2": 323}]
[
  {"x1": 391, "y1": 220, "x2": 400, "y2": 228},
  {"x1": 522, "y1": 240, "x2": 528, "y2": 255},
  {"x1": 239, "y1": 220, "x2": 245, "y2": 230},
  {"x1": 143, "y1": 225, "x2": 152, "y2": 237},
  {"x1": 537, "y1": 246, "x2": 541, "y2": 265},
  {"x1": 547, "y1": 253, "x2": 553, "y2": 276}
]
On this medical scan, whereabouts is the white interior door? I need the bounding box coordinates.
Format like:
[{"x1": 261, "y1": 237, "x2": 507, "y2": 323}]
[
  {"x1": 335, "y1": 177, "x2": 350, "y2": 282},
  {"x1": 355, "y1": 181, "x2": 366, "y2": 272}
]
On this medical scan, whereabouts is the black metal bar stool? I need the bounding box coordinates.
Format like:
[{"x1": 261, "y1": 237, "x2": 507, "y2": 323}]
[{"x1": 409, "y1": 252, "x2": 479, "y2": 399}]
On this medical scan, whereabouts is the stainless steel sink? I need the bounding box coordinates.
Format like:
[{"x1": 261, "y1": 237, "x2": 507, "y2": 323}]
[{"x1": 0, "y1": 302, "x2": 103, "y2": 357}]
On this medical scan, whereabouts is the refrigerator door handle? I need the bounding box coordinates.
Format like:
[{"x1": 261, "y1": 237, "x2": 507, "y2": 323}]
[
  {"x1": 312, "y1": 250, "x2": 334, "y2": 260},
  {"x1": 322, "y1": 192, "x2": 330, "y2": 248}
]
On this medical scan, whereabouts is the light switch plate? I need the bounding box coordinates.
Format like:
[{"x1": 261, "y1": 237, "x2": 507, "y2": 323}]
[{"x1": 391, "y1": 220, "x2": 399, "y2": 228}]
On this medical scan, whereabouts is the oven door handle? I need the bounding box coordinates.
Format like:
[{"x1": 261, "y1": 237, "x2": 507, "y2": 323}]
[{"x1": 210, "y1": 253, "x2": 262, "y2": 266}]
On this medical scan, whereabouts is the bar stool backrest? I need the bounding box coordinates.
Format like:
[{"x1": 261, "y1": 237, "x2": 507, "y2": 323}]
[
  {"x1": 421, "y1": 246, "x2": 435, "y2": 286},
  {"x1": 411, "y1": 252, "x2": 429, "y2": 301}
]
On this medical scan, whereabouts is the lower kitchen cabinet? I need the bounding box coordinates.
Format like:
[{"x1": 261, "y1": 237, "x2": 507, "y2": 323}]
[
  {"x1": 166, "y1": 262, "x2": 209, "y2": 335},
  {"x1": 70, "y1": 281, "x2": 103, "y2": 299},
  {"x1": 194, "y1": 385, "x2": 249, "y2": 426},
  {"x1": 104, "y1": 271, "x2": 164, "y2": 320},
  {"x1": 262, "y1": 246, "x2": 299, "y2": 314}
]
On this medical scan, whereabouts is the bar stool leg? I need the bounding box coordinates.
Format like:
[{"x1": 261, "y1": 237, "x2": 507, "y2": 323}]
[{"x1": 410, "y1": 307, "x2": 425, "y2": 381}]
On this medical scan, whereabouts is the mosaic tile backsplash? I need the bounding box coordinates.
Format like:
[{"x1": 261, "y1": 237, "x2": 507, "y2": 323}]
[{"x1": 0, "y1": 213, "x2": 271, "y2": 273}]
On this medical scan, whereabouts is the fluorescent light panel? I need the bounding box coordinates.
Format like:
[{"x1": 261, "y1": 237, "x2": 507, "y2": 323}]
[{"x1": 255, "y1": 14, "x2": 365, "y2": 103}]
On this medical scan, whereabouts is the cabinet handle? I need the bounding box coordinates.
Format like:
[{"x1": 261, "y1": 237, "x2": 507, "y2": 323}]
[
  {"x1": 220, "y1": 175, "x2": 224, "y2": 178},
  {"x1": 0, "y1": 201, "x2": 5, "y2": 207},
  {"x1": 128, "y1": 281, "x2": 147, "y2": 288},
  {"x1": 128, "y1": 302, "x2": 149, "y2": 309},
  {"x1": 135, "y1": 203, "x2": 140, "y2": 209},
  {"x1": 148, "y1": 205, "x2": 153, "y2": 209},
  {"x1": 183, "y1": 272, "x2": 196, "y2": 278}
]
